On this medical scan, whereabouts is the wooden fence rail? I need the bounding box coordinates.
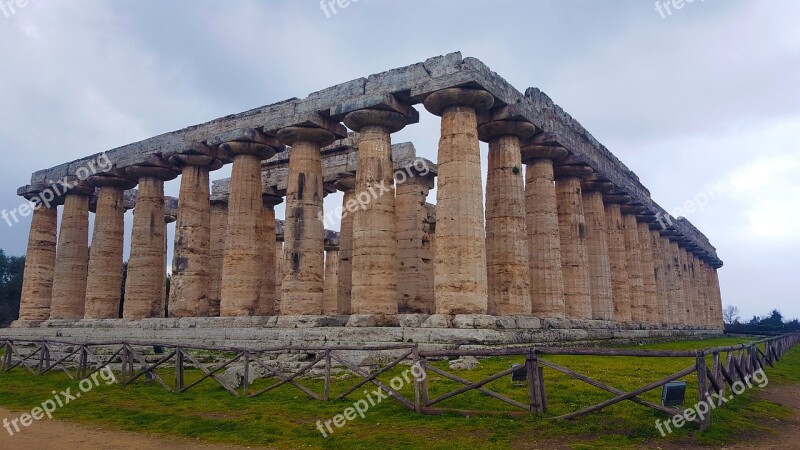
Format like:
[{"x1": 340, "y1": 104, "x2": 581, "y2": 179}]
[{"x1": 0, "y1": 332, "x2": 797, "y2": 431}]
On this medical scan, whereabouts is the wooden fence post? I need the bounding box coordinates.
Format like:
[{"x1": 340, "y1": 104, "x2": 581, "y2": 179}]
[
  {"x1": 175, "y1": 347, "x2": 184, "y2": 393},
  {"x1": 412, "y1": 347, "x2": 422, "y2": 413},
  {"x1": 696, "y1": 352, "x2": 711, "y2": 431},
  {"x1": 527, "y1": 350, "x2": 544, "y2": 414},
  {"x1": 324, "y1": 349, "x2": 332, "y2": 402},
  {"x1": 243, "y1": 351, "x2": 250, "y2": 397},
  {"x1": 78, "y1": 345, "x2": 88, "y2": 379}
]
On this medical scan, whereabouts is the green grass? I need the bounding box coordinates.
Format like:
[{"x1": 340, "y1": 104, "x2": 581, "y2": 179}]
[{"x1": 0, "y1": 336, "x2": 797, "y2": 449}]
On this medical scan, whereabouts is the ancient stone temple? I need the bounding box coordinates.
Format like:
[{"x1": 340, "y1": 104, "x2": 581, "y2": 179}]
[{"x1": 10, "y1": 53, "x2": 724, "y2": 347}]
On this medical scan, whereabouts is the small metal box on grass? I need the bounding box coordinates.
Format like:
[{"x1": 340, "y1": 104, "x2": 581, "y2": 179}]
[
  {"x1": 511, "y1": 364, "x2": 526, "y2": 385},
  {"x1": 662, "y1": 381, "x2": 687, "y2": 407}
]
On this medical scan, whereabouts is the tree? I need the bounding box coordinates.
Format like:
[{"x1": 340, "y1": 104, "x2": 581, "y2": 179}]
[
  {"x1": 0, "y1": 249, "x2": 26, "y2": 324},
  {"x1": 722, "y1": 305, "x2": 741, "y2": 325}
]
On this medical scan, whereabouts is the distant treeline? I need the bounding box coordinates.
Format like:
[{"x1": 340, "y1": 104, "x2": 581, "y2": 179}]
[
  {"x1": 725, "y1": 309, "x2": 800, "y2": 335},
  {"x1": 0, "y1": 249, "x2": 24, "y2": 325}
]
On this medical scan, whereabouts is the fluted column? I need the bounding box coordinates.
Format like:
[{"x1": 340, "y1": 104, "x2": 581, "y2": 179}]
[
  {"x1": 622, "y1": 208, "x2": 646, "y2": 323},
  {"x1": 698, "y1": 260, "x2": 711, "y2": 327},
  {"x1": 554, "y1": 164, "x2": 594, "y2": 320},
  {"x1": 50, "y1": 184, "x2": 93, "y2": 320},
  {"x1": 123, "y1": 161, "x2": 179, "y2": 319},
  {"x1": 668, "y1": 239, "x2": 687, "y2": 326},
  {"x1": 637, "y1": 220, "x2": 659, "y2": 324},
  {"x1": 168, "y1": 151, "x2": 221, "y2": 318},
  {"x1": 344, "y1": 109, "x2": 412, "y2": 316},
  {"x1": 658, "y1": 235, "x2": 677, "y2": 325},
  {"x1": 335, "y1": 182, "x2": 355, "y2": 315},
  {"x1": 605, "y1": 201, "x2": 630, "y2": 322},
  {"x1": 478, "y1": 119, "x2": 536, "y2": 315},
  {"x1": 207, "y1": 200, "x2": 227, "y2": 317},
  {"x1": 581, "y1": 181, "x2": 614, "y2": 321},
  {"x1": 521, "y1": 145, "x2": 568, "y2": 318},
  {"x1": 689, "y1": 254, "x2": 704, "y2": 327},
  {"x1": 323, "y1": 242, "x2": 340, "y2": 315},
  {"x1": 257, "y1": 194, "x2": 282, "y2": 316},
  {"x1": 677, "y1": 246, "x2": 694, "y2": 326},
  {"x1": 277, "y1": 127, "x2": 334, "y2": 315},
  {"x1": 84, "y1": 174, "x2": 136, "y2": 319},
  {"x1": 18, "y1": 200, "x2": 58, "y2": 321},
  {"x1": 274, "y1": 239, "x2": 284, "y2": 315},
  {"x1": 710, "y1": 266, "x2": 723, "y2": 329},
  {"x1": 220, "y1": 136, "x2": 277, "y2": 316},
  {"x1": 423, "y1": 88, "x2": 494, "y2": 315},
  {"x1": 650, "y1": 230, "x2": 669, "y2": 324},
  {"x1": 395, "y1": 171, "x2": 435, "y2": 314}
]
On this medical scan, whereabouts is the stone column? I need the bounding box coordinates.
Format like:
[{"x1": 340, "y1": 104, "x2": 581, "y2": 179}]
[
  {"x1": 478, "y1": 120, "x2": 536, "y2": 315},
  {"x1": 689, "y1": 254, "x2": 704, "y2": 327},
  {"x1": 677, "y1": 246, "x2": 694, "y2": 326},
  {"x1": 220, "y1": 136, "x2": 278, "y2": 316},
  {"x1": 335, "y1": 181, "x2": 355, "y2": 315},
  {"x1": 622, "y1": 208, "x2": 646, "y2": 324},
  {"x1": 167, "y1": 151, "x2": 221, "y2": 318},
  {"x1": 84, "y1": 173, "x2": 136, "y2": 319},
  {"x1": 581, "y1": 180, "x2": 614, "y2": 321},
  {"x1": 521, "y1": 145, "x2": 568, "y2": 318},
  {"x1": 650, "y1": 230, "x2": 669, "y2": 324},
  {"x1": 274, "y1": 238, "x2": 284, "y2": 315},
  {"x1": 395, "y1": 170, "x2": 435, "y2": 314},
  {"x1": 123, "y1": 160, "x2": 179, "y2": 319},
  {"x1": 659, "y1": 235, "x2": 678, "y2": 325},
  {"x1": 698, "y1": 260, "x2": 711, "y2": 327},
  {"x1": 637, "y1": 220, "x2": 659, "y2": 324},
  {"x1": 605, "y1": 200, "x2": 630, "y2": 323},
  {"x1": 207, "y1": 200, "x2": 227, "y2": 317},
  {"x1": 710, "y1": 266, "x2": 723, "y2": 329},
  {"x1": 50, "y1": 183, "x2": 93, "y2": 320},
  {"x1": 18, "y1": 198, "x2": 58, "y2": 322},
  {"x1": 323, "y1": 241, "x2": 340, "y2": 315},
  {"x1": 344, "y1": 109, "x2": 412, "y2": 316},
  {"x1": 423, "y1": 88, "x2": 494, "y2": 315},
  {"x1": 420, "y1": 204, "x2": 436, "y2": 309},
  {"x1": 277, "y1": 127, "x2": 335, "y2": 316},
  {"x1": 668, "y1": 239, "x2": 687, "y2": 326},
  {"x1": 257, "y1": 193, "x2": 282, "y2": 316},
  {"x1": 554, "y1": 164, "x2": 594, "y2": 320}
]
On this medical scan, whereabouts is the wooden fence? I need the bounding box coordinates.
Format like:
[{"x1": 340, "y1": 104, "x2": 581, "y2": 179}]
[{"x1": 0, "y1": 332, "x2": 797, "y2": 430}]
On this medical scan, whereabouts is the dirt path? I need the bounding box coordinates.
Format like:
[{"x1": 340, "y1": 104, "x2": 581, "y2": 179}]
[
  {"x1": 0, "y1": 406, "x2": 264, "y2": 450},
  {"x1": 718, "y1": 383, "x2": 800, "y2": 450}
]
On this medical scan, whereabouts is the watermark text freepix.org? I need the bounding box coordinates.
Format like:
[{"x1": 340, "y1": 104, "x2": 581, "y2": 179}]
[
  {"x1": 655, "y1": 0, "x2": 707, "y2": 19},
  {"x1": 1, "y1": 0, "x2": 36, "y2": 19},
  {"x1": 2, "y1": 366, "x2": 117, "y2": 437},
  {"x1": 2, "y1": 152, "x2": 113, "y2": 228},
  {"x1": 317, "y1": 158, "x2": 431, "y2": 228},
  {"x1": 655, "y1": 367, "x2": 768, "y2": 436},
  {"x1": 316, "y1": 362, "x2": 426, "y2": 437}
]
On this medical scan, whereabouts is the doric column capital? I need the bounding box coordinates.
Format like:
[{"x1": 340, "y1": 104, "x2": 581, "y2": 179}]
[
  {"x1": 87, "y1": 168, "x2": 138, "y2": 190},
  {"x1": 168, "y1": 143, "x2": 225, "y2": 170},
  {"x1": 603, "y1": 191, "x2": 632, "y2": 205},
  {"x1": 219, "y1": 129, "x2": 281, "y2": 160},
  {"x1": 477, "y1": 119, "x2": 537, "y2": 142},
  {"x1": 621, "y1": 203, "x2": 647, "y2": 215},
  {"x1": 422, "y1": 87, "x2": 495, "y2": 116},
  {"x1": 344, "y1": 108, "x2": 412, "y2": 134},
  {"x1": 553, "y1": 163, "x2": 593, "y2": 180},
  {"x1": 125, "y1": 155, "x2": 180, "y2": 181},
  {"x1": 277, "y1": 126, "x2": 338, "y2": 147}
]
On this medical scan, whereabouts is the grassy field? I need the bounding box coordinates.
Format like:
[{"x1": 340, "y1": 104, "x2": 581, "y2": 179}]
[{"x1": 0, "y1": 336, "x2": 797, "y2": 449}]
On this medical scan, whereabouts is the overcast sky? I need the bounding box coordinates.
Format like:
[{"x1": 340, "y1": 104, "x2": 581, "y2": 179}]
[{"x1": 0, "y1": 0, "x2": 797, "y2": 321}]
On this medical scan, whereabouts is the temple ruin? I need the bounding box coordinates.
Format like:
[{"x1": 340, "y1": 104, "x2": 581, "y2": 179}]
[{"x1": 8, "y1": 53, "x2": 724, "y2": 347}]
